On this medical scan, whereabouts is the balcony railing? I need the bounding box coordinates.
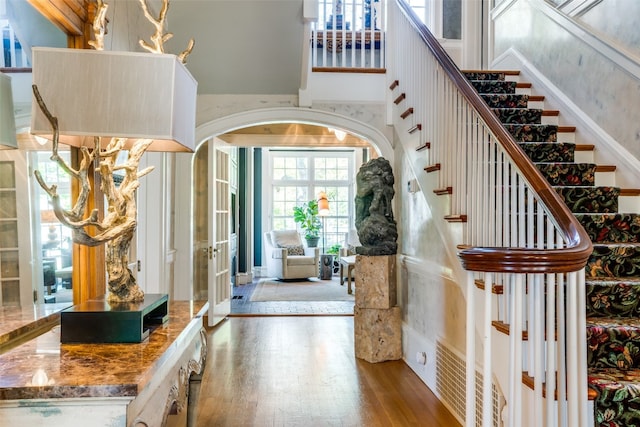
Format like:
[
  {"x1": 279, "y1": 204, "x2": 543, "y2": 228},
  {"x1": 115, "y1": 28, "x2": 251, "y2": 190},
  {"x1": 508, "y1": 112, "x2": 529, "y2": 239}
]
[{"x1": 311, "y1": 0, "x2": 385, "y2": 70}]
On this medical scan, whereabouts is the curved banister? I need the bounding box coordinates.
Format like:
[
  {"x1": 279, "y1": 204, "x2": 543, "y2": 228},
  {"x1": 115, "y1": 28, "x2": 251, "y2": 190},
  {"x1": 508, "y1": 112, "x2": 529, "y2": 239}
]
[{"x1": 395, "y1": 0, "x2": 592, "y2": 273}]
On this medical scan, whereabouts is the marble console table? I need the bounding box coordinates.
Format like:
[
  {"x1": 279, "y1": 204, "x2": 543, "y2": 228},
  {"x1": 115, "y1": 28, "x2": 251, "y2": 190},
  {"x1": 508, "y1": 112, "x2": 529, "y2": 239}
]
[
  {"x1": 0, "y1": 303, "x2": 71, "y2": 354},
  {"x1": 0, "y1": 300, "x2": 208, "y2": 427}
]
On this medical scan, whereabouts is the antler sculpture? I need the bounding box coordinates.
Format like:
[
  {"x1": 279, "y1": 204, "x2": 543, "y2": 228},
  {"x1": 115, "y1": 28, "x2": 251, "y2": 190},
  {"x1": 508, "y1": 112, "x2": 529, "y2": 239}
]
[
  {"x1": 33, "y1": 85, "x2": 153, "y2": 302},
  {"x1": 33, "y1": 0, "x2": 192, "y2": 303},
  {"x1": 138, "y1": 0, "x2": 195, "y2": 63}
]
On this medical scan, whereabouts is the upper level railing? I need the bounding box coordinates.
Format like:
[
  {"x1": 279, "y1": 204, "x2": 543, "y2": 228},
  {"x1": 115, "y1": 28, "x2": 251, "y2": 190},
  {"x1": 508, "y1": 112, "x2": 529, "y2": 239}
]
[
  {"x1": 311, "y1": 0, "x2": 386, "y2": 70},
  {"x1": 388, "y1": 0, "x2": 592, "y2": 425},
  {"x1": 1, "y1": 19, "x2": 28, "y2": 68}
]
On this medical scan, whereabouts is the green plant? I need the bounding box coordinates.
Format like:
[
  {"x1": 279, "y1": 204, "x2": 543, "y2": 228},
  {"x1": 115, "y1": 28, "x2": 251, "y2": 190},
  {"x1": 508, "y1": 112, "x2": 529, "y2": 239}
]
[
  {"x1": 293, "y1": 200, "x2": 322, "y2": 240},
  {"x1": 327, "y1": 244, "x2": 341, "y2": 255}
]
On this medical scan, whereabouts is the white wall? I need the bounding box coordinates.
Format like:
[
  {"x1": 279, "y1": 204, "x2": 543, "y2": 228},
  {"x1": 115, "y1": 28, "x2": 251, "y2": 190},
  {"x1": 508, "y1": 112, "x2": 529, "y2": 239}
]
[{"x1": 392, "y1": 125, "x2": 469, "y2": 409}]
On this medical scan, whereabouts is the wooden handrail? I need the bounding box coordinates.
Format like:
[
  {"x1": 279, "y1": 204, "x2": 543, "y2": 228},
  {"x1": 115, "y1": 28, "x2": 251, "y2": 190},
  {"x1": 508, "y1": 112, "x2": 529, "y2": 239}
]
[
  {"x1": 0, "y1": 68, "x2": 32, "y2": 73},
  {"x1": 395, "y1": 0, "x2": 592, "y2": 273}
]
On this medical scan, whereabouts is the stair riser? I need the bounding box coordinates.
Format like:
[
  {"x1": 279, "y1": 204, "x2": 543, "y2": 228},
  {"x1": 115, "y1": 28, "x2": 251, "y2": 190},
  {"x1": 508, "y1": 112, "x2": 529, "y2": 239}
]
[
  {"x1": 576, "y1": 214, "x2": 640, "y2": 244},
  {"x1": 536, "y1": 163, "x2": 596, "y2": 187},
  {"x1": 506, "y1": 124, "x2": 558, "y2": 142},
  {"x1": 587, "y1": 245, "x2": 640, "y2": 278},
  {"x1": 519, "y1": 142, "x2": 575, "y2": 163},
  {"x1": 555, "y1": 187, "x2": 620, "y2": 213},
  {"x1": 480, "y1": 94, "x2": 529, "y2": 109},
  {"x1": 471, "y1": 80, "x2": 517, "y2": 94},
  {"x1": 588, "y1": 324, "x2": 640, "y2": 370},
  {"x1": 587, "y1": 282, "x2": 640, "y2": 317},
  {"x1": 493, "y1": 108, "x2": 543, "y2": 124},
  {"x1": 464, "y1": 72, "x2": 505, "y2": 81}
]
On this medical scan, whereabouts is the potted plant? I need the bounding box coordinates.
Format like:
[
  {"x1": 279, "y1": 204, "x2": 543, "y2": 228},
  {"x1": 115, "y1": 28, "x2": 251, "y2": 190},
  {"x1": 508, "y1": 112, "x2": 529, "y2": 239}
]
[{"x1": 293, "y1": 200, "x2": 322, "y2": 247}]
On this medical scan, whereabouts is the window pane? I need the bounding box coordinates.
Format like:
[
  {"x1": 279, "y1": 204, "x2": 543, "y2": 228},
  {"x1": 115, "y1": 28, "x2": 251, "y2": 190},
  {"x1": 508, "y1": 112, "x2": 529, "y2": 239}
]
[
  {"x1": 0, "y1": 221, "x2": 17, "y2": 248},
  {"x1": 1, "y1": 250, "x2": 19, "y2": 277},
  {"x1": 271, "y1": 151, "x2": 354, "y2": 241},
  {"x1": 0, "y1": 162, "x2": 15, "y2": 188},
  {"x1": 0, "y1": 191, "x2": 16, "y2": 218}
]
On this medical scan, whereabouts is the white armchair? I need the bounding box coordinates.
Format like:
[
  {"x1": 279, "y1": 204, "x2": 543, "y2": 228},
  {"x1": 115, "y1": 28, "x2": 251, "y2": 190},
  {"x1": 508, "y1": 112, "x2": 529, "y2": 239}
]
[{"x1": 264, "y1": 230, "x2": 320, "y2": 280}]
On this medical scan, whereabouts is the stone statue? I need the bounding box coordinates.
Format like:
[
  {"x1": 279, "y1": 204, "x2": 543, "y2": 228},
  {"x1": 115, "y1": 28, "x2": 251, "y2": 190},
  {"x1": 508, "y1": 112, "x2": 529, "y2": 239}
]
[{"x1": 355, "y1": 157, "x2": 398, "y2": 255}]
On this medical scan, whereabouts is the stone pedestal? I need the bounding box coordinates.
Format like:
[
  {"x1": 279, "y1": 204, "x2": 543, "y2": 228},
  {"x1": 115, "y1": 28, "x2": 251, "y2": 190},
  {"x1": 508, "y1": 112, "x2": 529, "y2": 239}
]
[
  {"x1": 354, "y1": 255, "x2": 401, "y2": 363},
  {"x1": 354, "y1": 305, "x2": 402, "y2": 363},
  {"x1": 355, "y1": 254, "x2": 396, "y2": 309}
]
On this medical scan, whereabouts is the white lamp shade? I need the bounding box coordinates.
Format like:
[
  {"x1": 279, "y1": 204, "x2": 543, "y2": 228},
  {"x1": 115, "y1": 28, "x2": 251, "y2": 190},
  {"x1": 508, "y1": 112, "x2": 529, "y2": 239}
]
[
  {"x1": 30, "y1": 47, "x2": 197, "y2": 152},
  {"x1": 0, "y1": 72, "x2": 18, "y2": 149}
]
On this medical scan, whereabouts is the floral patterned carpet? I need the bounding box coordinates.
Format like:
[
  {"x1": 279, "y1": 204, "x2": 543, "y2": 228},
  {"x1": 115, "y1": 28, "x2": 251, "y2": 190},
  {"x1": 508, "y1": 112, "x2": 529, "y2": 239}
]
[{"x1": 466, "y1": 71, "x2": 640, "y2": 426}]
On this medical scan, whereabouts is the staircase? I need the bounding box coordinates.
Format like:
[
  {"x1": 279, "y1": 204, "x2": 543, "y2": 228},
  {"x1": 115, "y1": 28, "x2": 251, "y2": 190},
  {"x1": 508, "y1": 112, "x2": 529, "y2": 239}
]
[{"x1": 464, "y1": 70, "x2": 640, "y2": 426}]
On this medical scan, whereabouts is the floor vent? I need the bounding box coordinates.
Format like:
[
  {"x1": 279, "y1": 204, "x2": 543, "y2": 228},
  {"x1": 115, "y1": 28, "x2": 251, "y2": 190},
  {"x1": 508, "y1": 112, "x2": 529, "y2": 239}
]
[{"x1": 436, "y1": 340, "x2": 503, "y2": 426}]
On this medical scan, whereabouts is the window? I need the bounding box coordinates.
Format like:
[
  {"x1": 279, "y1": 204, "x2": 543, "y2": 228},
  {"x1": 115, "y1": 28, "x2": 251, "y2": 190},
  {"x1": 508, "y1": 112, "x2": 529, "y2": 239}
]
[
  {"x1": 408, "y1": 0, "x2": 428, "y2": 25},
  {"x1": 31, "y1": 151, "x2": 73, "y2": 302},
  {"x1": 270, "y1": 150, "x2": 354, "y2": 250},
  {"x1": 1, "y1": 19, "x2": 28, "y2": 68}
]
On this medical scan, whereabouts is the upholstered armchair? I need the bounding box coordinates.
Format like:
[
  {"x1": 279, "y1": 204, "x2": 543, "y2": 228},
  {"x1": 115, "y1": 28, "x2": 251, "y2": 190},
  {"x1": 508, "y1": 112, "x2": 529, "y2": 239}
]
[{"x1": 264, "y1": 230, "x2": 320, "y2": 280}]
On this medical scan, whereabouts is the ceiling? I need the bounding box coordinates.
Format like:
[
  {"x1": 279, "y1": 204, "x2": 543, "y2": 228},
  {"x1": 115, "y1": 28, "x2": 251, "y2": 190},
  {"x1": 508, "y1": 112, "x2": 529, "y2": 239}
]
[{"x1": 12, "y1": 1, "x2": 372, "y2": 151}]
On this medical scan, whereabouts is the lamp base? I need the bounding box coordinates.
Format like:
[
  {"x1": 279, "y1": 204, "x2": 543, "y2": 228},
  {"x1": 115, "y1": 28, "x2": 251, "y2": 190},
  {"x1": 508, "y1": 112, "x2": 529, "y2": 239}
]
[{"x1": 60, "y1": 293, "x2": 169, "y2": 343}]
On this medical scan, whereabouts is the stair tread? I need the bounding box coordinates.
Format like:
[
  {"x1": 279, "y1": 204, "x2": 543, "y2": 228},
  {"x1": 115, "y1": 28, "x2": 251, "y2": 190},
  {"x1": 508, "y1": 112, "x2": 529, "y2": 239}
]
[
  {"x1": 534, "y1": 161, "x2": 596, "y2": 165},
  {"x1": 591, "y1": 242, "x2": 640, "y2": 247},
  {"x1": 589, "y1": 368, "x2": 640, "y2": 383},
  {"x1": 587, "y1": 316, "x2": 640, "y2": 327},
  {"x1": 552, "y1": 185, "x2": 619, "y2": 188},
  {"x1": 577, "y1": 213, "x2": 640, "y2": 216},
  {"x1": 586, "y1": 276, "x2": 640, "y2": 284},
  {"x1": 463, "y1": 69, "x2": 520, "y2": 75}
]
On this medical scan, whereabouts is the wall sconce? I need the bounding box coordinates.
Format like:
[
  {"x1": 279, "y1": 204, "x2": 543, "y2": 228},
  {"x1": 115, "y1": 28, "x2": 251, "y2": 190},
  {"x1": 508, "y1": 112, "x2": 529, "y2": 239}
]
[{"x1": 0, "y1": 72, "x2": 18, "y2": 149}]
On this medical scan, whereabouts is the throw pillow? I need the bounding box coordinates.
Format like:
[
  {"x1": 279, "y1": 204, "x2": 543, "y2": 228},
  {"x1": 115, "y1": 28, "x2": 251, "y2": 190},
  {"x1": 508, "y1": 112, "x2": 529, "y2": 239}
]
[
  {"x1": 284, "y1": 245, "x2": 305, "y2": 256},
  {"x1": 272, "y1": 230, "x2": 302, "y2": 248}
]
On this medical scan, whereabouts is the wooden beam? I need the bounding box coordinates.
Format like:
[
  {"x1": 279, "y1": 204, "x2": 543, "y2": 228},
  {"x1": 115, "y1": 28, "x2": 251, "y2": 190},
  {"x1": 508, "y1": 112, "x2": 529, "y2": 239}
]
[
  {"x1": 27, "y1": 0, "x2": 90, "y2": 37},
  {"x1": 71, "y1": 148, "x2": 106, "y2": 304}
]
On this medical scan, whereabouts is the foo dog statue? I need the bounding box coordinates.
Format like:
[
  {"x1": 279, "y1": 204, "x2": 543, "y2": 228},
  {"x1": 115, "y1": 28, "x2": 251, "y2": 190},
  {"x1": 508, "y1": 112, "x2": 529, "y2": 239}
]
[{"x1": 355, "y1": 157, "x2": 398, "y2": 255}]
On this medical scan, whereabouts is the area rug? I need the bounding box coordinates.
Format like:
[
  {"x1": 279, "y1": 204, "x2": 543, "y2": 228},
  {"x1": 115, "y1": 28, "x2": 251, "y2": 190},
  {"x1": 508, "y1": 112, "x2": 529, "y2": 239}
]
[{"x1": 250, "y1": 277, "x2": 354, "y2": 302}]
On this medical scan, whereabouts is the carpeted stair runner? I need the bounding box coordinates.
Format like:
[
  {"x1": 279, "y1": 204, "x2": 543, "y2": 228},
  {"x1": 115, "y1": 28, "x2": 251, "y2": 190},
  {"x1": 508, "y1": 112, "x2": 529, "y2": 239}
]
[{"x1": 465, "y1": 70, "x2": 640, "y2": 426}]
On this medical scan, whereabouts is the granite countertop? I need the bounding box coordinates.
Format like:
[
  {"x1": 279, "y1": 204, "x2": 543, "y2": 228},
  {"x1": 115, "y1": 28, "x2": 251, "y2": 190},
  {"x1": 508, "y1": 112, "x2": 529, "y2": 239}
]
[
  {"x1": 0, "y1": 300, "x2": 207, "y2": 400},
  {"x1": 0, "y1": 303, "x2": 71, "y2": 351}
]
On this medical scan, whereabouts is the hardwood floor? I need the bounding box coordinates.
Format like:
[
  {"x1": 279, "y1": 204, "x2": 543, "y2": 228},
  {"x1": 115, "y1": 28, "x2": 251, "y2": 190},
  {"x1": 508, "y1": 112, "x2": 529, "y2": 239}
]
[{"x1": 195, "y1": 316, "x2": 461, "y2": 426}]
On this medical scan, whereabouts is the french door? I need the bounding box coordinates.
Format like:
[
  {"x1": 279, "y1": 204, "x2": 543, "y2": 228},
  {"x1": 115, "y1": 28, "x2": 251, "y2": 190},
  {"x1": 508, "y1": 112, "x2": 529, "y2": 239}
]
[{"x1": 207, "y1": 139, "x2": 231, "y2": 327}]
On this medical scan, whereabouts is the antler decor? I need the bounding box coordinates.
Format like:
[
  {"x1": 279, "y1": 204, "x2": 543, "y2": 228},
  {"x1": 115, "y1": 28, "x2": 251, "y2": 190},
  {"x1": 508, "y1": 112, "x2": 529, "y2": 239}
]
[
  {"x1": 138, "y1": 0, "x2": 195, "y2": 63},
  {"x1": 33, "y1": 0, "x2": 195, "y2": 303},
  {"x1": 87, "y1": 0, "x2": 109, "y2": 51}
]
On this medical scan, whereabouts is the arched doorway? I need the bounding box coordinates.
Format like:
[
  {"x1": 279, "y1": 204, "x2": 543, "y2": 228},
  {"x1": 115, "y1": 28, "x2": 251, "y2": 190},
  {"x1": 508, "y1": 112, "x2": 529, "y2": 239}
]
[{"x1": 174, "y1": 108, "x2": 394, "y2": 325}]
